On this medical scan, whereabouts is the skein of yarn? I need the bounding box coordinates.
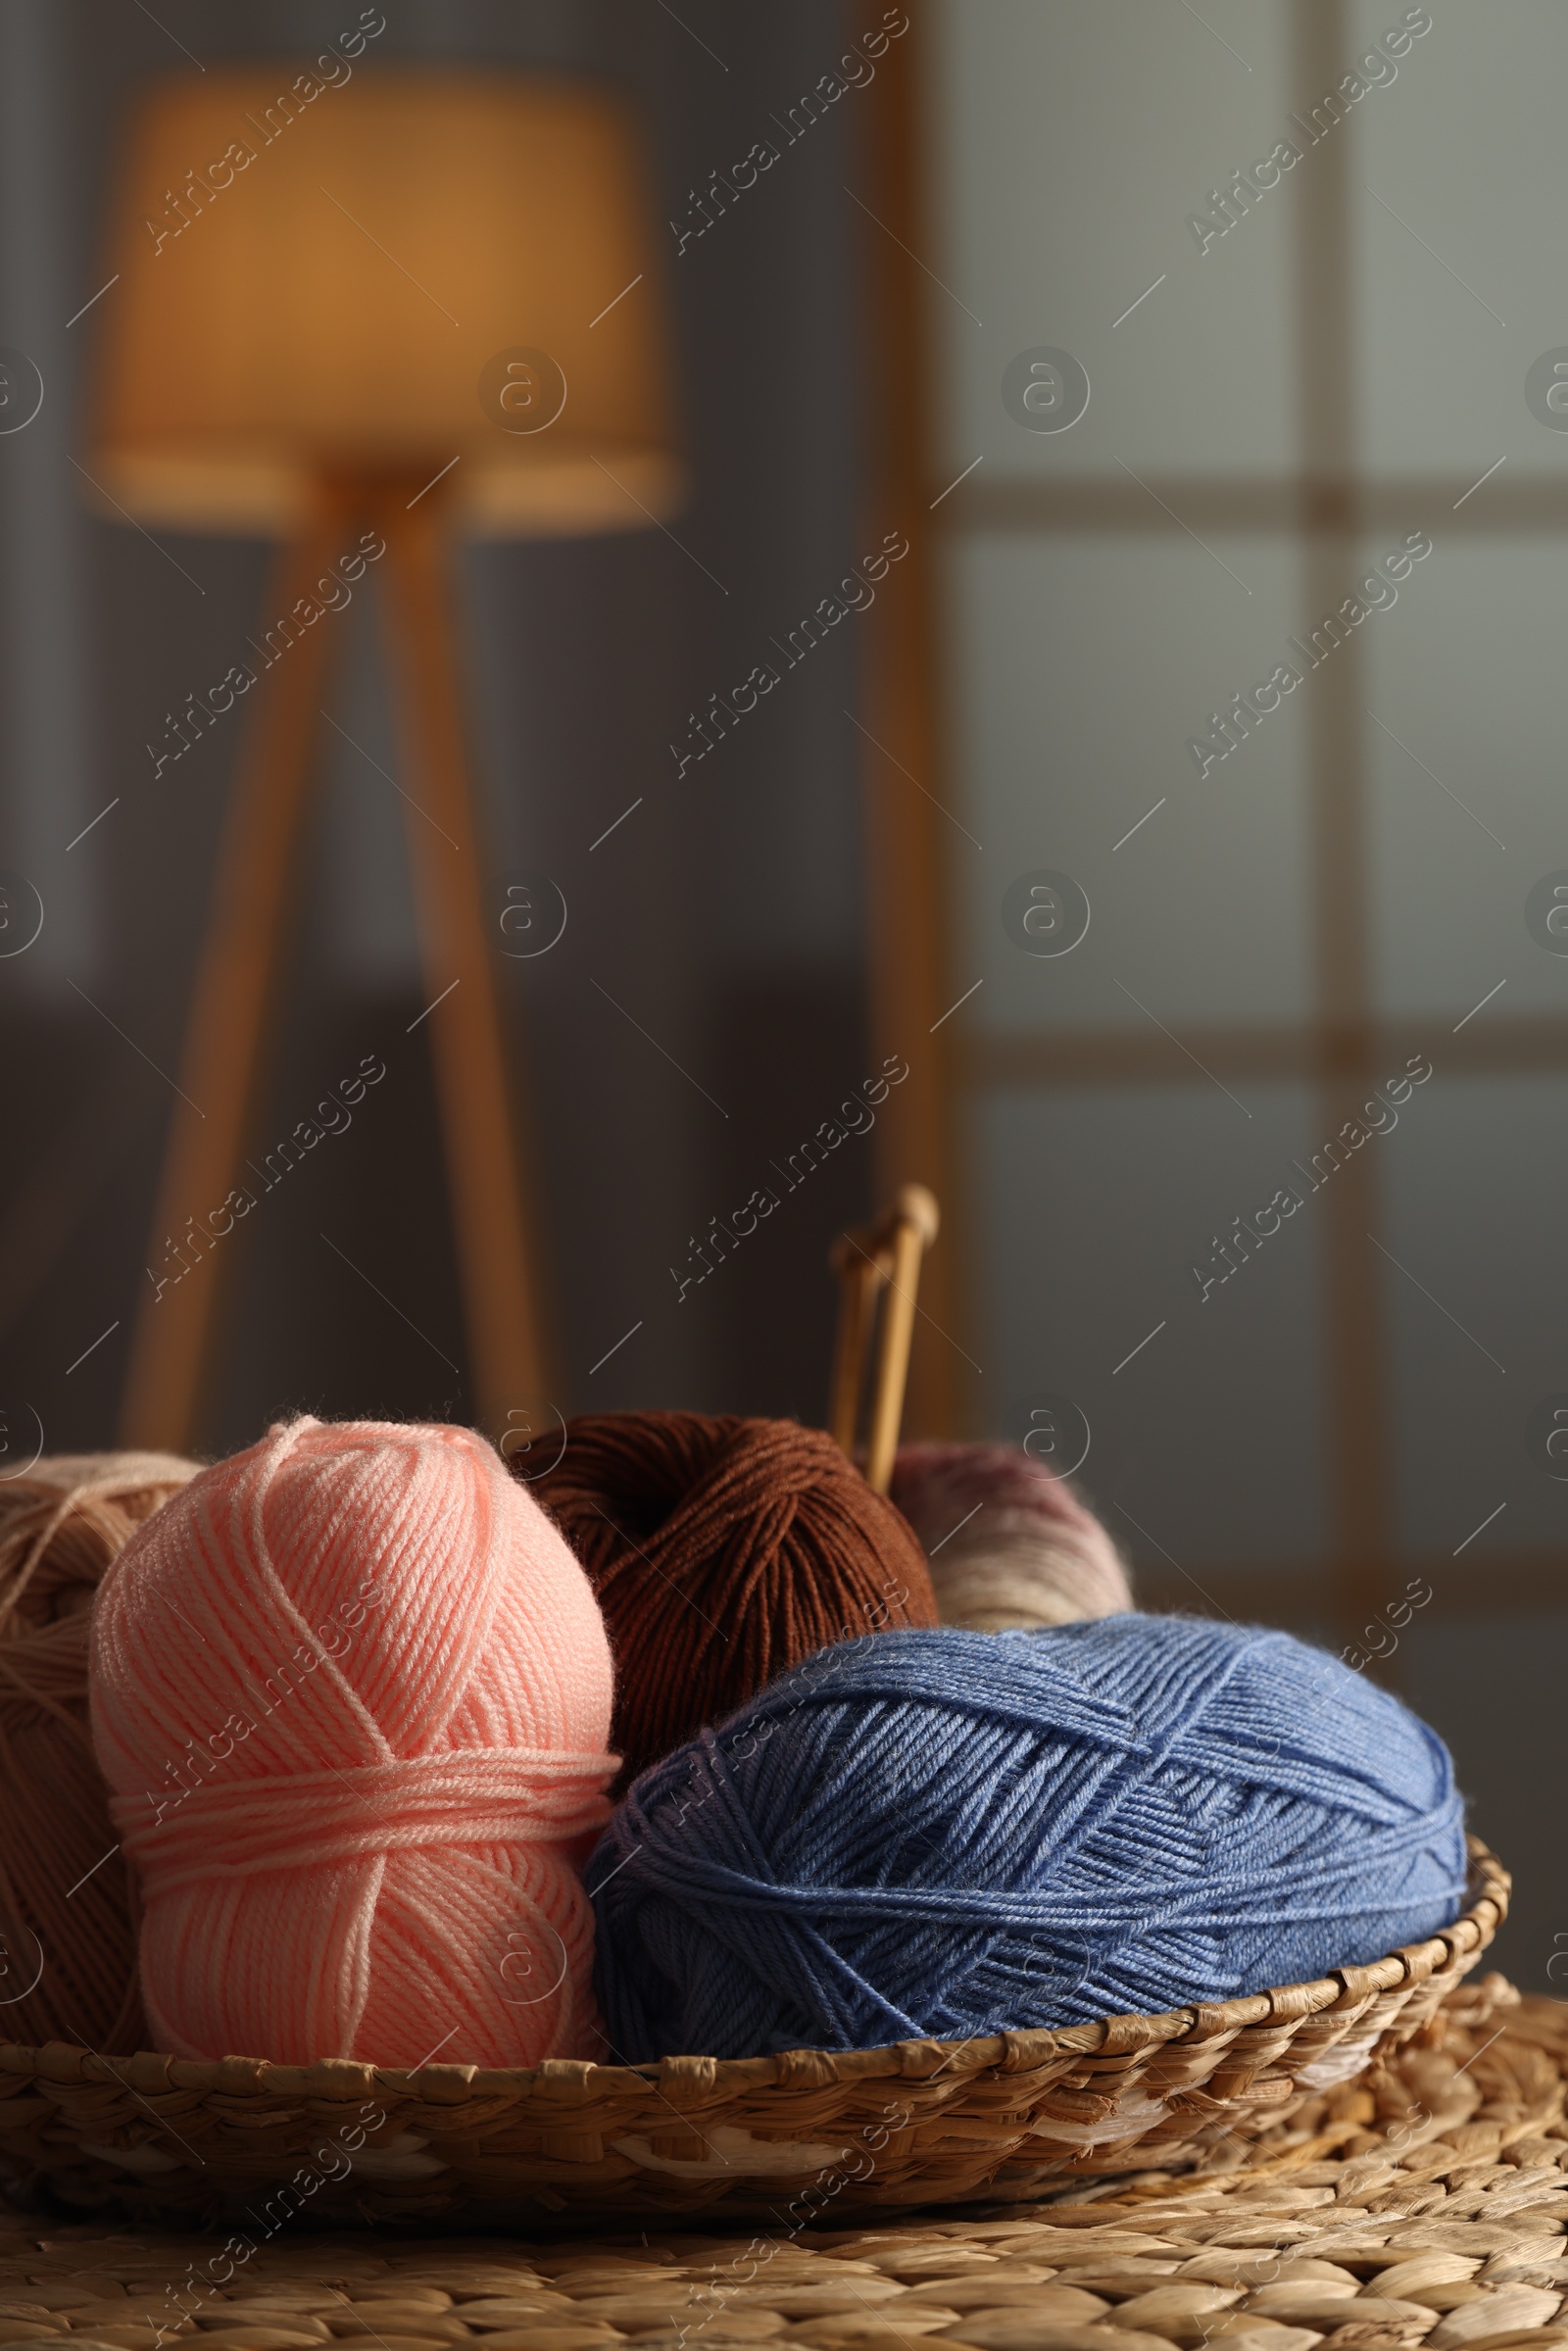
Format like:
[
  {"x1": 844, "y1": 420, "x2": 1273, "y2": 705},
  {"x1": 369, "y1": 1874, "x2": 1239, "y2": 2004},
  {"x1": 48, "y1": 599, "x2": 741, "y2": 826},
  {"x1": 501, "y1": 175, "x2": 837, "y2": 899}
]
[
  {"x1": 591, "y1": 1615, "x2": 1468, "y2": 2061},
  {"x1": 0, "y1": 1450, "x2": 198, "y2": 2052},
  {"x1": 529, "y1": 1412, "x2": 937, "y2": 1787},
  {"x1": 891, "y1": 1443, "x2": 1133, "y2": 1631},
  {"x1": 89, "y1": 1418, "x2": 616, "y2": 2068}
]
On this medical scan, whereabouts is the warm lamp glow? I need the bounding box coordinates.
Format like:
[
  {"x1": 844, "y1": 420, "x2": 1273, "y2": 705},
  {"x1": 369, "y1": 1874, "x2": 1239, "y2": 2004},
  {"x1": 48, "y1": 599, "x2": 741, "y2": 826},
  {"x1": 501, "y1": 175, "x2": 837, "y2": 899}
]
[{"x1": 90, "y1": 68, "x2": 682, "y2": 536}]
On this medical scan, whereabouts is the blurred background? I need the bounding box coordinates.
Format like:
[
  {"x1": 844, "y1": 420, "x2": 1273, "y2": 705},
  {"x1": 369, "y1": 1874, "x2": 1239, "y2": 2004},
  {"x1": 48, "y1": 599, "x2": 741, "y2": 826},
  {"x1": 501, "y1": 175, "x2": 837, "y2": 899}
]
[{"x1": 0, "y1": 0, "x2": 1562, "y2": 1986}]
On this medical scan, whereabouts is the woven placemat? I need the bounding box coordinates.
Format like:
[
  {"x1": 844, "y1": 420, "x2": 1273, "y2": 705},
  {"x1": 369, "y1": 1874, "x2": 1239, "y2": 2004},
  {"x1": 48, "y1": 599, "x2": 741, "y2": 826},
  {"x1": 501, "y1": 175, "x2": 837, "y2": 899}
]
[{"x1": 0, "y1": 1980, "x2": 1563, "y2": 2351}]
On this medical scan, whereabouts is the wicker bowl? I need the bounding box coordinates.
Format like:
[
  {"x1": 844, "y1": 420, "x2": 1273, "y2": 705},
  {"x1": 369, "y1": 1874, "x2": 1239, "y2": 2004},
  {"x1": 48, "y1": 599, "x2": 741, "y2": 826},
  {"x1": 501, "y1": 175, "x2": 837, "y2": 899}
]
[{"x1": 0, "y1": 1837, "x2": 1506, "y2": 2229}]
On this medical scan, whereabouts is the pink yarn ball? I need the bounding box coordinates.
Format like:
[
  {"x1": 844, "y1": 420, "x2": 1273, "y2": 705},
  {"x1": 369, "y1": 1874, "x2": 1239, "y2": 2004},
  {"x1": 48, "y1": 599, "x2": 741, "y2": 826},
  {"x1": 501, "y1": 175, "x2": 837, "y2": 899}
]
[
  {"x1": 891, "y1": 1442, "x2": 1133, "y2": 1633},
  {"x1": 89, "y1": 1417, "x2": 617, "y2": 2069}
]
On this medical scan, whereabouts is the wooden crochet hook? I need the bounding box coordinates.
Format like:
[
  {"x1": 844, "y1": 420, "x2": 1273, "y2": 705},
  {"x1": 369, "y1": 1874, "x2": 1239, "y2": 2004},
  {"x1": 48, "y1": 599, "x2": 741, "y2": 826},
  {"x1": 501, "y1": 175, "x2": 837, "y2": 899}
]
[{"x1": 828, "y1": 1184, "x2": 941, "y2": 1493}]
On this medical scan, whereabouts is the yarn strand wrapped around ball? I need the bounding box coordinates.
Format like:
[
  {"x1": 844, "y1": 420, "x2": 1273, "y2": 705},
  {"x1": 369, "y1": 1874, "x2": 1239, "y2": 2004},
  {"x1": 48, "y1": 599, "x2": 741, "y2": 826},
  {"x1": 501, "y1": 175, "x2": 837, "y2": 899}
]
[
  {"x1": 530, "y1": 1412, "x2": 937, "y2": 1786},
  {"x1": 590, "y1": 1615, "x2": 1468, "y2": 2062},
  {"x1": 90, "y1": 1418, "x2": 617, "y2": 2068}
]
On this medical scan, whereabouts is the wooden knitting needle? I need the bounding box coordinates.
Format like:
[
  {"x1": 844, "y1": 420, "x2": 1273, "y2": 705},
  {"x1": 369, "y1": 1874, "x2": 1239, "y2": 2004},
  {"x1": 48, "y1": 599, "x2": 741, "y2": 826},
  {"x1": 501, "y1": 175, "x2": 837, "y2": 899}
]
[
  {"x1": 828, "y1": 1185, "x2": 941, "y2": 1491},
  {"x1": 828, "y1": 1230, "x2": 892, "y2": 1455},
  {"x1": 863, "y1": 1185, "x2": 941, "y2": 1494}
]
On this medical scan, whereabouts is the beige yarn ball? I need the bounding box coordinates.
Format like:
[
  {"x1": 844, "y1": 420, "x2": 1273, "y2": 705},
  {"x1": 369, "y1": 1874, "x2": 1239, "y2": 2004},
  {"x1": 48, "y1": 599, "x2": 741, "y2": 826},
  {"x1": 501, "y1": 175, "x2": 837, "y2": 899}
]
[
  {"x1": 0, "y1": 1450, "x2": 200, "y2": 2050},
  {"x1": 890, "y1": 1442, "x2": 1133, "y2": 1633}
]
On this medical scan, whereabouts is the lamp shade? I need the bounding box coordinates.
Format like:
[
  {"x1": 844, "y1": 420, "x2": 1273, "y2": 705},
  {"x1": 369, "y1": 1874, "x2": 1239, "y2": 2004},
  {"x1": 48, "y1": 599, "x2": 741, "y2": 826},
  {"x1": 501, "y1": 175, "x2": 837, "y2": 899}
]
[{"x1": 89, "y1": 68, "x2": 682, "y2": 537}]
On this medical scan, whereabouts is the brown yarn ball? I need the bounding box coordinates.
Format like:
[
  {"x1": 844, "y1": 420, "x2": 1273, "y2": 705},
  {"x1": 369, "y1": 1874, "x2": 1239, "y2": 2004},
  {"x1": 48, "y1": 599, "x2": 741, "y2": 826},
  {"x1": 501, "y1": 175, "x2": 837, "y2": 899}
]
[
  {"x1": 0, "y1": 1450, "x2": 199, "y2": 2052},
  {"x1": 527, "y1": 1412, "x2": 938, "y2": 1786}
]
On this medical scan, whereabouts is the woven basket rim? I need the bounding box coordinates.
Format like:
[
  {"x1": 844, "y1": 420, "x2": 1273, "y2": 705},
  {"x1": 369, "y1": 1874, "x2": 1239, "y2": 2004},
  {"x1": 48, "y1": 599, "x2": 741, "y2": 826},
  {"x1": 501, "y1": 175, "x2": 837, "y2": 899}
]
[{"x1": 0, "y1": 1833, "x2": 1505, "y2": 2110}]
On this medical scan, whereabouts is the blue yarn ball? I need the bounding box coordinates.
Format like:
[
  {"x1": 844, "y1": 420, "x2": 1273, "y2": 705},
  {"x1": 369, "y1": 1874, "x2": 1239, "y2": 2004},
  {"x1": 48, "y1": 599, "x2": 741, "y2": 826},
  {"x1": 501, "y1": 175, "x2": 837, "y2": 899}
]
[{"x1": 588, "y1": 1616, "x2": 1467, "y2": 2061}]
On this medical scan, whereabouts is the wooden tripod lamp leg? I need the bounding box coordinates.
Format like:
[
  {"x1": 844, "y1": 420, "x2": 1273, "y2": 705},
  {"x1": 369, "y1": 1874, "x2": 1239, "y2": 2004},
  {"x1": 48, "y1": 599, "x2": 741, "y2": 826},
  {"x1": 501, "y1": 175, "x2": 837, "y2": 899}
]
[
  {"x1": 376, "y1": 489, "x2": 552, "y2": 1430},
  {"x1": 118, "y1": 493, "x2": 351, "y2": 1453},
  {"x1": 862, "y1": 1184, "x2": 941, "y2": 1494}
]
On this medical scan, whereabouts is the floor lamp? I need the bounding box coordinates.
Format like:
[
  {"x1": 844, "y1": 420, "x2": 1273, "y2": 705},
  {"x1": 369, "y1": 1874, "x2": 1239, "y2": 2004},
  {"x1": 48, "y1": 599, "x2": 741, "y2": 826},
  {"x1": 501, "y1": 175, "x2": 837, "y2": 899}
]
[{"x1": 84, "y1": 71, "x2": 682, "y2": 1453}]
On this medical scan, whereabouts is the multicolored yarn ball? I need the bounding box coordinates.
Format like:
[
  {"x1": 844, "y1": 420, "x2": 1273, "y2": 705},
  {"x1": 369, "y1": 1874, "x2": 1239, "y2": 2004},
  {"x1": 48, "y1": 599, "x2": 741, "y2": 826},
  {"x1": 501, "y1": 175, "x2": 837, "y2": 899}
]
[
  {"x1": 590, "y1": 1615, "x2": 1467, "y2": 2061},
  {"x1": 891, "y1": 1443, "x2": 1132, "y2": 1632},
  {"x1": 0, "y1": 1450, "x2": 199, "y2": 2052},
  {"x1": 89, "y1": 1417, "x2": 616, "y2": 2069},
  {"x1": 528, "y1": 1411, "x2": 937, "y2": 1786}
]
